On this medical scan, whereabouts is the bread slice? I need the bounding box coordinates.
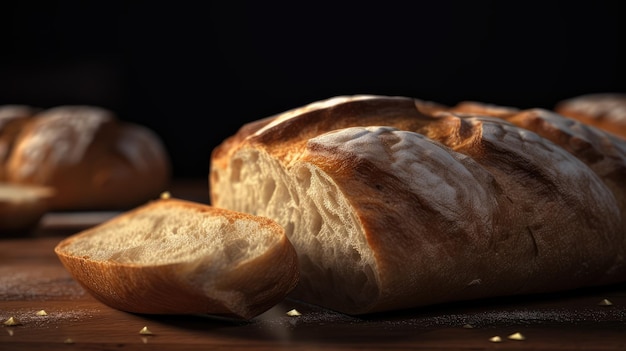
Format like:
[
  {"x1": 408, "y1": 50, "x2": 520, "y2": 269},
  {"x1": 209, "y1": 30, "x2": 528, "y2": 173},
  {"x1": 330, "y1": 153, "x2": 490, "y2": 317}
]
[
  {"x1": 209, "y1": 95, "x2": 624, "y2": 315},
  {"x1": 54, "y1": 196, "x2": 299, "y2": 319},
  {"x1": 0, "y1": 182, "x2": 54, "y2": 233}
]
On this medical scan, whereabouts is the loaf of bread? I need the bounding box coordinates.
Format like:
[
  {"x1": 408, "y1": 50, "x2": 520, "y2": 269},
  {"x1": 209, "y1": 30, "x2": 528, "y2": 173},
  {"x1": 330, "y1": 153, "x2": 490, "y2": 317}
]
[
  {"x1": 209, "y1": 95, "x2": 625, "y2": 315},
  {"x1": 554, "y1": 93, "x2": 626, "y2": 140},
  {"x1": 0, "y1": 105, "x2": 171, "y2": 211},
  {"x1": 54, "y1": 196, "x2": 299, "y2": 319}
]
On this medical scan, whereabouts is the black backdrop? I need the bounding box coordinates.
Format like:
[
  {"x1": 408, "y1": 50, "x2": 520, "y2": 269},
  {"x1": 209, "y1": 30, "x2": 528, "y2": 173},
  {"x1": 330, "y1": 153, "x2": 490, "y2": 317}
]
[{"x1": 1, "y1": 1, "x2": 624, "y2": 178}]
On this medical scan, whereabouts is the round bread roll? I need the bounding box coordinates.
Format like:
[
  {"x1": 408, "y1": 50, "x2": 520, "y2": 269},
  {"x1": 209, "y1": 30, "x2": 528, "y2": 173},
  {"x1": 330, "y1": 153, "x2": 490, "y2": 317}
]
[
  {"x1": 3, "y1": 105, "x2": 171, "y2": 211},
  {"x1": 554, "y1": 93, "x2": 626, "y2": 140}
]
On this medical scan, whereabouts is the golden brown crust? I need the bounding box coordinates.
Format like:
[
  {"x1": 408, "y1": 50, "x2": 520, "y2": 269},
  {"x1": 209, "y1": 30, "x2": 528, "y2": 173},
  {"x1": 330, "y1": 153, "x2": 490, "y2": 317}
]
[
  {"x1": 448, "y1": 103, "x2": 626, "y2": 234},
  {"x1": 444, "y1": 102, "x2": 626, "y2": 284}
]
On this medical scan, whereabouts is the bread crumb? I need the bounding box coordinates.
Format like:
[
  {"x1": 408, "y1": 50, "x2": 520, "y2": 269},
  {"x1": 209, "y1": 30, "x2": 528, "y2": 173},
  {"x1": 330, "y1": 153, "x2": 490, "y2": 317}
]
[
  {"x1": 160, "y1": 191, "x2": 171, "y2": 199},
  {"x1": 64, "y1": 338, "x2": 74, "y2": 344},
  {"x1": 286, "y1": 309, "x2": 302, "y2": 316},
  {"x1": 139, "y1": 326, "x2": 154, "y2": 335},
  {"x1": 467, "y1": 279, "x2": 482, "y2": 286},
  {"x1": 489, "y1": 336, "x2": 502, "y2": 343},
  {"x1": 36, "y1": 310, "x2": 48, "y2": 316},
  {"x1": 598, "y1": 299, "x2": 613, "y2": 306},
  {"x1": 5, "y1": 328, "x2": 14, "y2": 336},
  {"x1": 508, "y1": 332, "x2": 525, "y2": 340},
  {"x1": 462, "y1": 323, "x2": 473, "y2": 328},
  {"x1": 3, "y1": 317, "x2": 21, "y2": 326}
]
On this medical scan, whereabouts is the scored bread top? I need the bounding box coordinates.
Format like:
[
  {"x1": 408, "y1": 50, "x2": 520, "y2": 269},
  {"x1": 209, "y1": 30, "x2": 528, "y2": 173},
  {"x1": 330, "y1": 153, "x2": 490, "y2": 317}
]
[
  {"x1": 308, "y1": 125, "x2": 497, "y2": 233},
  {"x1": 443, "y1": 102, "x2": 626, "y2": 280}
]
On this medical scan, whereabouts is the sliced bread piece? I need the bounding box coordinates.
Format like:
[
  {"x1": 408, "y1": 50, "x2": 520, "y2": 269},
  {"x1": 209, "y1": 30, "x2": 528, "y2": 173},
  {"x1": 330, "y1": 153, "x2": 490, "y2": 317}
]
[{"x1": 54, "y1": 196, "x2": 299, "y2": 319}]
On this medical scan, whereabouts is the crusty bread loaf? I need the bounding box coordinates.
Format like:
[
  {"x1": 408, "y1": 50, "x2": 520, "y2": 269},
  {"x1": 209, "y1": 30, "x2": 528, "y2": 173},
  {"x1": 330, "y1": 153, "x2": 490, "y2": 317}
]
[
  {"x1": 54, "y1": 196, "x2": 299, "y2": 319},
  {"x1": 1, "y1": 105, "x2": 171, "y2": 211},
  {"x1": 0, "y1": 182, "x2": 55, "y2": 233},
  {"x1": 209, "y1": 95, "x2": 625, "y2": 315},
  {"x1": 554, "y1": 93, "x2": 626, "y2": 140}
]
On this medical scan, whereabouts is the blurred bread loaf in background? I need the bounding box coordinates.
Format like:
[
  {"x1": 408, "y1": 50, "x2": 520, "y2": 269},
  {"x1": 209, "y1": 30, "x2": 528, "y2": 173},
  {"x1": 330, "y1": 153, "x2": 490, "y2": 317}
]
[
  {"x1": 0, "y1": 104, "x2": 171, "y2": 213},
  {"x1": 554, "y1": 93, "x2": 626, "y2": 140}
]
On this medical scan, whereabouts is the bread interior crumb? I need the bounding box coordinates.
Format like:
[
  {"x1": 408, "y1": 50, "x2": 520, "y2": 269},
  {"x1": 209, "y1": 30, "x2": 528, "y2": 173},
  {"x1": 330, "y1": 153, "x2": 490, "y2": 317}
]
[{"x1": 60, "y1": 202, "x2": 278, "y2": 268}]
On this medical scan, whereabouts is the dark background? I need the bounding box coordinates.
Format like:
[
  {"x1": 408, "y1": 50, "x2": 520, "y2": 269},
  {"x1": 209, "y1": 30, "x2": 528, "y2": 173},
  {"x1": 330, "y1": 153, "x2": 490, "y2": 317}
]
[{"x1": 1, "y1": 1, "x2": 624, "y2": 178}]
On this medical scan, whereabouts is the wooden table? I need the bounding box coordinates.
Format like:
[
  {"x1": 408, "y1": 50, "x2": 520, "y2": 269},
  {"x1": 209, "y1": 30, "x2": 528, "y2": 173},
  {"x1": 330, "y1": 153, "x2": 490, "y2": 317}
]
[{"x1": 1, "y1": 179, "x2": 625, "y2": 350}]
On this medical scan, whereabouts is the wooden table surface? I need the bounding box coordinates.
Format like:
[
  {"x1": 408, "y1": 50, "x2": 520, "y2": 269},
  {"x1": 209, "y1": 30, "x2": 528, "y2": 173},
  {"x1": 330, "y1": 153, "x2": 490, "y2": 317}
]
[{"x1": 1, "y1": 179, "x2": 625, "y2": 350}]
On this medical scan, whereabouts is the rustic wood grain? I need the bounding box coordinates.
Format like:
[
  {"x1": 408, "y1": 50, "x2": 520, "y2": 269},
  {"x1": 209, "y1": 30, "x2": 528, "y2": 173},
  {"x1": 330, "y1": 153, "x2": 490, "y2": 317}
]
[{"x1": 1, "y1": 180, "x2": 625, "y2": 350}]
